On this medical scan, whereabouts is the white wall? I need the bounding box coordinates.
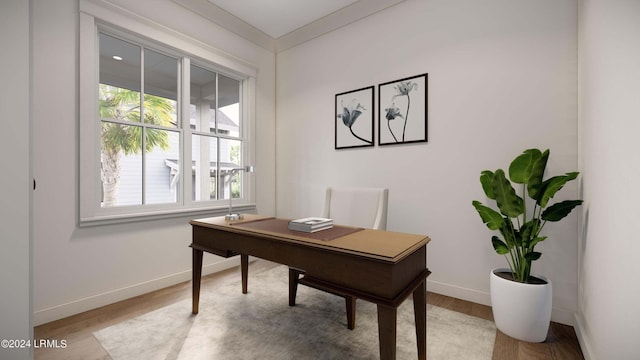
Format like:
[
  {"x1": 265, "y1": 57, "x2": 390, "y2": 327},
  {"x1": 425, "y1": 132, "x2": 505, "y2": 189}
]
[
  {"x1": 0, "y1": 1, "x2": 33, "y2": 359},
  {"x1": 26, "y1": 2, "x2": 640, "y2": 357},
  {"x1": 577, "y1": 0, "x2": 640, "y2": 358},
  {"x1": 32, "y1": 0, "x2": 276, "y2": 325},
  {"x1": 276, "y1": 0, "x2": 580, "y2": 324}
]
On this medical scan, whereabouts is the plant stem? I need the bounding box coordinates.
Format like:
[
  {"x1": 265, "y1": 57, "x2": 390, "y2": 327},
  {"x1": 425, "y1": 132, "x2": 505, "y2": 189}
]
[
  {"x1": 522, "y1": 185, "x2": 527, "y2": 223},
  {"x1": 536, "y1": 220, "x2": 548, "y2": 238},
  {"x1": 509, "y1": 219, "x2": 522, "y2": 280},
  {"x1": 504, "y1": 255, "x2": 515, "y2": 275}
]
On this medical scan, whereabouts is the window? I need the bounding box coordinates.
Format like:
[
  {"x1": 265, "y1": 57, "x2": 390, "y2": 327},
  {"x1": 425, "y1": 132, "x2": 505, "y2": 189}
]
[
  {"x1": 79, "y1": 8, "x2": 256, "y2": 225},
  {"x1": 99, "y1": 33, "x2": 180, "y2": 207},
  {"x1": 187, "y1": 64, "x2": 244, "y2": 202}
]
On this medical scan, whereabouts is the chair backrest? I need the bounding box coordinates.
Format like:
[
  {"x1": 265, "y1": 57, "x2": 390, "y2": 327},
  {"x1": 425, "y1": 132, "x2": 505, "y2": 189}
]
[{"x1": 321, "y1": 187, "x2": 388, "y2": 230}]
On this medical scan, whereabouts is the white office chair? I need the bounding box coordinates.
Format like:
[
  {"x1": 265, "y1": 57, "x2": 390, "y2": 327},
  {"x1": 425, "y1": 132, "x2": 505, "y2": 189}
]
[{"x1": 289, "y1": 187, "x2": 389, "y2": 330}]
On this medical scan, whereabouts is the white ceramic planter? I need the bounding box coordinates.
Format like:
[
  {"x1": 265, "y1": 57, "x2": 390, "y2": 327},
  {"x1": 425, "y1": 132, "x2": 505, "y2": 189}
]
[{"x1": 490, "y1": 268, "x2": 552, "y2": 342}]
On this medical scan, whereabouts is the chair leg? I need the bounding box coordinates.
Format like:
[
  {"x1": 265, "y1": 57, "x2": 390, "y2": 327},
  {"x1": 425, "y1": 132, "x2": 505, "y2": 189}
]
[
  {"x1": 346, "y1": 296, "x2": 356, "y2": 330},
  {"x1": 289, "y1": 268, "x2": 301, "y2": 306}
]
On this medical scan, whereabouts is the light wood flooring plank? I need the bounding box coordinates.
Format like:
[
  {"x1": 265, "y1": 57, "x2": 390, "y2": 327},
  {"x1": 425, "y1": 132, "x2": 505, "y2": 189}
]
[{"x1": 35, "y1": 260, "x2": 583, "y2": 360}]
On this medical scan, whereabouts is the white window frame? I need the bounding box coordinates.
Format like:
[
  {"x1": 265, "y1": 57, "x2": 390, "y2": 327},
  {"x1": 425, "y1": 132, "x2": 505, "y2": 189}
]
[{"x1": 79, "y1": 1, "x2": 257, "y2": 226}]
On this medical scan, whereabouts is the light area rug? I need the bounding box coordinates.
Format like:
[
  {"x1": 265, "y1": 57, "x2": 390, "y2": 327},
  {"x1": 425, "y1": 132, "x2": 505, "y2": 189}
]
[{"x1": 94, "y1": 265, "x2": 496, "y2": 359}]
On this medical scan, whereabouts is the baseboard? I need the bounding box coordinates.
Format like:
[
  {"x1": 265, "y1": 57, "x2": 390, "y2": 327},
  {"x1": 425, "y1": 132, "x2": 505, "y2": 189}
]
[
  {"x1": 573, "y1": 314, "x2": 594, "y2": 360},
  {"x1": 427, "y1": 279, "x2": 576, "y2": 326},
  {"x1": 33, "y1": 257, "x2": 241, "y2": 326},
  {"x1": 427, "y1": 279, "x2": 491, "y2": 306},
  {"x1": 550, "y1": 306, "x2": 576, "y2": 326}
]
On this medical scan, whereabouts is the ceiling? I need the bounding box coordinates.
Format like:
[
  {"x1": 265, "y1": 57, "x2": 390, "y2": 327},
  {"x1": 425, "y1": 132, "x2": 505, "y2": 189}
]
[
  {"x1": 207, "y1": 0, "x2": 359, "y2": 39},
  {"x1": 174, "y1": 0, "x2": 406, "y2": 51}
]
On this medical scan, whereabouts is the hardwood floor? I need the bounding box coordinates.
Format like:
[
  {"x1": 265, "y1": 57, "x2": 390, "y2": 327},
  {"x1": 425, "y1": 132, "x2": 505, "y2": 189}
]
[
  {"x1": 34, "y1": 260, "x2": 584, "y2": 360},
  {"x1": 427, "y1": 292, "x2": 584, "y2": 359}
]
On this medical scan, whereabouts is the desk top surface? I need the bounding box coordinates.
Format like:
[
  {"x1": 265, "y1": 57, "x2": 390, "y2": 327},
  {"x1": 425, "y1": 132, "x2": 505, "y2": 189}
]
[{"x1": 191, "y1": 214, "x2": 430, "y2": 262}]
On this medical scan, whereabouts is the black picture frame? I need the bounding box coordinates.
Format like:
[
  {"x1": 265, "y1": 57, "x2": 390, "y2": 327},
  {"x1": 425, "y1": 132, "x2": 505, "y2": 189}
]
[
  {"x1": 378, "y1": 73, "x2": 428, "y2": 146},
  {"x1": 335, "y1": 86, "x2": 374, "y2": 149}
]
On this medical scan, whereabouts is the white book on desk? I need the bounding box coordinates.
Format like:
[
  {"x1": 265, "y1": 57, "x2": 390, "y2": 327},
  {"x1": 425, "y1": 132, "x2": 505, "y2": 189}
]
[{"x1": 288, "y1": 217, "x2": 333, "y2": 232}]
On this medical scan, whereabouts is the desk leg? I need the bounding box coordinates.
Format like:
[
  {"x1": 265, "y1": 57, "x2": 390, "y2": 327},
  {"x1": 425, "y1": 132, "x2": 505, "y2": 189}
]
[
  {"x1": 413, "y1": 280, "x2": 427, "y2": 360},
  {"x1": 241, "y1": 254, "x2": 248, "y2": 294},
  {"x1": 377, "y1": 304, "x2": 397, "y2": 360},
  {"x1": 192, "y1": 248, "x2": 203, "y2": 314}
]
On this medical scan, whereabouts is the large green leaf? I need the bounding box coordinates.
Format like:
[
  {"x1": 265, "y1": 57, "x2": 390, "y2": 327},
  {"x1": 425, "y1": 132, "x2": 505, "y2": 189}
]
[
  {"x1": 527, "y1": 149, "x2": 549, "y2": 200},
  {"x1": 541, "y1": 200, "x2": 583, "y2": 221},
  {"x1": 492, "y1": 236, "x2": 510, "y2": 255},
  {"x1": 509, "y1": 149, "x2": 541, "y2": 184},
  {"x1": 524, "y1": 251, "x2": 542, "y2": 261},
  {"x1": 472, "y1": 201, "x2": 504, "y2": 230},
  {"x1": 537, "y1": 172, "x2": 579, "y2": 208},
  {"x1": 480, "y1": 171, "x2": 495, "y2": 199},
  {"x1": 529, "y1": 236, "x2": 547, "y2": 250},
  {"x1": 491, "y1": 169, "x2": 524, "y2": 218}
]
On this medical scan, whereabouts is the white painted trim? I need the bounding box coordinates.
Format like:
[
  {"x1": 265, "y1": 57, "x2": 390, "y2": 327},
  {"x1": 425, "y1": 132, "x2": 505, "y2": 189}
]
[
  {"x1": 79, "y1": 204, "x2": 256, "y2": 227},
  {"x1": 275, "y1": 0, "x2": 407, "y2": 52},
  {"x1": 172, "y1": 0, "x2": 408, "y2": 53},
  {"x1": 81, "y1": 0, "x2": 258, "y2": 76},
  {"x1": 427, "y1": 279, "x2": 491, "y2": 307},
  {"x1": 550, "y1": 306, "x2": 577, "y2": 327},
  {"x1": 427, "y1": 279, "x2": 576, "y2": 326},
  {"x1": 172, "y1": 0, "x2": 275, "y2": 52},
  {"x1": 33, "y1": 257, "x2": 241, "y2": 326},
  {"x1": 573, "y1": 314, "x2": 594, "y2": 360},
  {"x1": 78, "y1": 1, "x2": 258, "y2": 225}
]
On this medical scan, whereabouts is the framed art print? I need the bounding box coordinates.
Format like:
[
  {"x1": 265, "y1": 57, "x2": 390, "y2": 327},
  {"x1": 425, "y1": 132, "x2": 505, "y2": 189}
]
[
  {"x1": 335, "y1": 86, "x2": 374, "y2": 149},
  {"x1": 378, "y1": 73, "x2": 428, "y2": 146}
]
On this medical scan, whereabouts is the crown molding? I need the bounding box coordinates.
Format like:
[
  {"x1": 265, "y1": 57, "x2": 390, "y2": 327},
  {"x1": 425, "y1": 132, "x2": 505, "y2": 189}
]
[
  {"x1": 173, "y1": 0, "x2": 277, "y2": 52},
  {"x1": 173, "y1": 0, "x2": 407, "y2": 53},
  {"x1": 275, "y1": 0, "x2": 406, "y2": 52}
]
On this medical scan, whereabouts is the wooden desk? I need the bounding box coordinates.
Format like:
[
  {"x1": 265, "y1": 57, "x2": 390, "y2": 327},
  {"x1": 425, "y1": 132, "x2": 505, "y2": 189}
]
[{"x1": 190, "y1": 215, "x2": 431, "y2": 360}]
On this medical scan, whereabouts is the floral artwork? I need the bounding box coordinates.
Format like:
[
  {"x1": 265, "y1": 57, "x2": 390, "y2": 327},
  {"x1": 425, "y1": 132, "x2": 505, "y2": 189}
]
[
  {"x1": 378, "y1": 74, "x2": 428, "y2": 145},
  {"x1": 335, "y1": 86, "x2": 374, "y2": 149}
]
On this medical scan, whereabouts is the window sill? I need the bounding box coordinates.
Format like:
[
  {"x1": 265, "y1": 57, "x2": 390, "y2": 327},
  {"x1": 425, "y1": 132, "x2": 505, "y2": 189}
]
[{"x1": 79, "y1": 204, "x2": 257, "y2": 227}]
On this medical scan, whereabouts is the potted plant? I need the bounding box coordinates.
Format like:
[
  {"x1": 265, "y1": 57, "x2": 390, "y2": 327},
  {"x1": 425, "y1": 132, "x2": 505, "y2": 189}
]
[{"x1": 472, "y1": 148, "x2": 582, "y2": 342}]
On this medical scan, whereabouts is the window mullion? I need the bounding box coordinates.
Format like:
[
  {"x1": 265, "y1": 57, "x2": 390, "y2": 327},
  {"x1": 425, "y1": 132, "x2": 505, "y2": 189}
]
[
  {"x1": 215, "y1": 72, "x2": 221, "y2": 200},
  {"x1": 181, "y1": 57, "x2": 193, "y2": 206},
  {"x1": 140, "y1": 46, "x2": 146, "y2": 205},
  {"x1": 176, "y1": 56, "x2": 183, "y2": 205}
]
